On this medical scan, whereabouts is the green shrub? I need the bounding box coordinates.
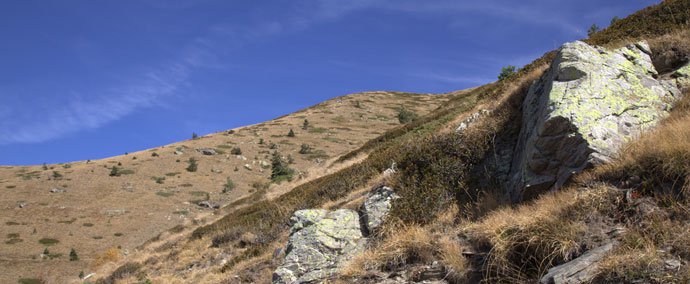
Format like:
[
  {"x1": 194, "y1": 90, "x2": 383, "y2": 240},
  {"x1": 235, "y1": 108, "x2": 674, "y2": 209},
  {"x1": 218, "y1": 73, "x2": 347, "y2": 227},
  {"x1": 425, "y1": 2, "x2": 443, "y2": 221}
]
[
  {"x1": 588, "y1": 23, "x2": 600, "y2": 36},
  {"x1": 186, "y1": 158, "x2": 198, "y2": 172},
  {"x1": 192, "y1": 132, "x2": 198, "y2": 139},
  {"x1": 397, "y1": 107, "x2": 418, "y2": 124},
  {"x1": 38, "y1": 238, "x2": 59, "y2": 246},
  {"x1": 299, "y1": 144, "x2": 312, "y2": 154},
  {"x1": 270, "y1": 151, "x2": 294, "y2": 183},
  {"x1": 109, "y1": 166, "x2": 121, "y2": 177},
  {"x1": 302, "y1": 119, "x2": 310, "y2": 130},
  {"x1": 69, "y1": 248, "x2": 78, "y2": 261},
  {"x1": 498, "y1": 65, "x2": 517, "y2": 81},
  {"x1": 230, "y1": 147, "x2": 242, "y2": 155},
  {"x1": 287, "y1": 129, "x2": 296, "y2": 137},
  {"x1": 223, "y1": 178, "x2": 235, "y2": 193},
  {"x1": 152, "y1": 176, "x2": 165, "y2": 184},
  {"x1": 18, "y1": 278, "x2": 43, "y2": 284}
]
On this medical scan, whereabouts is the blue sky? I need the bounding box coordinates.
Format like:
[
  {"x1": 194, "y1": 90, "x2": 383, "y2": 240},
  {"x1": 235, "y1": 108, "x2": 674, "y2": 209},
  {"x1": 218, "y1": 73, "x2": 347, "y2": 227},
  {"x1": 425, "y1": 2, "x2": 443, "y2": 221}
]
[{"x1": 0, "y1": 0, "x2": 657, "y2": 165}]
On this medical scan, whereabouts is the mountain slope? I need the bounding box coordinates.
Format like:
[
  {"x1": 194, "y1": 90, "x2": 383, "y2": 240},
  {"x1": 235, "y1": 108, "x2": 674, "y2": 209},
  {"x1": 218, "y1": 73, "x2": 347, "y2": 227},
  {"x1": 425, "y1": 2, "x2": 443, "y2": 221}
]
[
  {"x1": 100, "y1": 1, "x2": 690, "y2": 283},
  {"x1": 0, "y1": 91, "x2": 448, "y2": 284}
]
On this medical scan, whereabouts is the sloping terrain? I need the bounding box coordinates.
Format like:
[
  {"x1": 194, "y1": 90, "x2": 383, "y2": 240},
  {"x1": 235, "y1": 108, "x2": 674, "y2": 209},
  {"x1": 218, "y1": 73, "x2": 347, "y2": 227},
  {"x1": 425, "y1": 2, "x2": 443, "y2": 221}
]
[
  {"x1": 6, "y1": 1, "x2": 690, "y2": 283},
  {"x1": 95, "y1": 1, "x2": 690, "y2": 284},
  {"x1": 0, "y1": 91, "x2": 448, "y2": 283}
]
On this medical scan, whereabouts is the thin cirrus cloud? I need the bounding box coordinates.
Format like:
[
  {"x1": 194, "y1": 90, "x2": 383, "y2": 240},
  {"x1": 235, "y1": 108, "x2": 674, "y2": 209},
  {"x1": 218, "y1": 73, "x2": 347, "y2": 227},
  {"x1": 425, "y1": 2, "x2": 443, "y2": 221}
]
[
  {"x1": 0, "y1": 64, "x2": 189, "y2": 145},
  {"x1": 0, "y1": 0, "x2": 592, "y2": 146},
  {"x1": 0, "y1": 1, "x2": 370, "y2": 146}
]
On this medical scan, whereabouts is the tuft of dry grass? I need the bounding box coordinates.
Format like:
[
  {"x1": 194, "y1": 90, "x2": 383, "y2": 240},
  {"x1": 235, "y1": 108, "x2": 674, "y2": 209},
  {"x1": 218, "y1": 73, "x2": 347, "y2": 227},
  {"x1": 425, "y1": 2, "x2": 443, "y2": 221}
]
[
  {"x1": 464, "y1": 185, "x2": 620, "y2": 283},
  {"x1": 92, "y1": 247, "x2": 122, "y2": 269},
  {"x1": 343, "y1": 206, "x2": 471, "y2": 283},
  {"x1": 439, "y1": 235, "x2": 469, "y2": 282}
]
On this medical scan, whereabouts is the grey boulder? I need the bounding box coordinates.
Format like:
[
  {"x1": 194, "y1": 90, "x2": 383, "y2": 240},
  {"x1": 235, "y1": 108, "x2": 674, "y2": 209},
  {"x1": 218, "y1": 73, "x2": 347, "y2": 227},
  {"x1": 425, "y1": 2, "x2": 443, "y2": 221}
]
[{"x1": 273, "y1": 209, "x2": 365, "y2": 283}]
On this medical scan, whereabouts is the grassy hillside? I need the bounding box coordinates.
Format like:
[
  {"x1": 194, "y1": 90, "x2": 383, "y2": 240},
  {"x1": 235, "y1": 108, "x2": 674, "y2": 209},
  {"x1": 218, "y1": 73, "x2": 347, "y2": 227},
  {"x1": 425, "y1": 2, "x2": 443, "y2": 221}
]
[{"x1": 0, "y1": 91, "x2": 447, "y2": 284}]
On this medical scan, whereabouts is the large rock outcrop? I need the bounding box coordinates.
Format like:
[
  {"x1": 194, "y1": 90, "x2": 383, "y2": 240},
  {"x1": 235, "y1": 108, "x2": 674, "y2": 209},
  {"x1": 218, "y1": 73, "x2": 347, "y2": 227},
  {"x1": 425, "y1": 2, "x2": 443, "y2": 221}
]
[
  {"x1": 509, "y1": 41, "x2": 685, "y2": 201},
  {"x1": 273, "y1": 209, "x2": 365, "y2": 283}
]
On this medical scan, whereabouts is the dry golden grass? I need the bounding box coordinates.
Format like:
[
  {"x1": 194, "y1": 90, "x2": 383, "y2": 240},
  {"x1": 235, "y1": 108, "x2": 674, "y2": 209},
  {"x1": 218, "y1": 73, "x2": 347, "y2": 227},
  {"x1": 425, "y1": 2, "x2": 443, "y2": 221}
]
[
  {"x1": 92, "y1": 247, "x2": 122, "y2": 269},
  {"x1": 467, "y1": 190, "x2": 583, "y2": 282},
  {"x1": 343, "y1": 224, "x2": 435, "y2": 275},
  {"x1": 439, "y1": 235, "x2": 469, "y2": 282},
  {"x1": 593, "y1": 228, "x2": 690, "y2": 283},
  {"x1": 343, "y1": 205, "x2": 469, "y2": 282}
]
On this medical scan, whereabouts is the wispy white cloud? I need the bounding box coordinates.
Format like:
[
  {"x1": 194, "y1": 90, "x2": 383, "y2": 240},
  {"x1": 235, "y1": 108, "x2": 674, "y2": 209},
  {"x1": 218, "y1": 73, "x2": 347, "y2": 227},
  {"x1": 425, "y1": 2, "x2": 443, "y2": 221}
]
[
  {"x1": 0, "y1": 0, "x2": 587, "y2": 145},
  {"x1": 0, "y1": 63, "x2": 188, "y2": 145},
  {"x1": 308, "y1": 0, "x2": 585, "y2": 36}
]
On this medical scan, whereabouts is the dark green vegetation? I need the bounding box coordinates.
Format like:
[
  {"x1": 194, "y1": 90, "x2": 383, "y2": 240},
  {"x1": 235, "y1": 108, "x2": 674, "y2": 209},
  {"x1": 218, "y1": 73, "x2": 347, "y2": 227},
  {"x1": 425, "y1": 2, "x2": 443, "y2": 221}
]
[
  {"x1": 396, "y1": 106, "x2": 418, "y2": 124},
  {"x1": 270, "y1": 151, "x2": 294, "y2": 183},
  {"x1": 186, "y1": 158, "x2": 198, "y2": 172},
  {"x1": 222, "y1": 178, "x2": 235, "y2": 193},
  {"x1": 588, "y1": 0, "x2": 690, "y2": 45},
  {"x1": 497, "y1": 65, "x2": 516, "y2": 80}
]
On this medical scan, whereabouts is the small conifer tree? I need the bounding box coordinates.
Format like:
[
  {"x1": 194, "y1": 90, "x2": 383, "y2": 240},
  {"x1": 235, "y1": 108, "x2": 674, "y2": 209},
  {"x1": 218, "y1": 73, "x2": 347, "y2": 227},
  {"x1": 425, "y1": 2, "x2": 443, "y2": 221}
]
[
  {"x1": 110, "y1": 166, "x2": 121, "y2": 177},
  {"x1": 186, "y1": 158, "x2": 198, "y2": 172},
  {"x1": 69, "y1": 248, "x2": 78, "y2": 261}
]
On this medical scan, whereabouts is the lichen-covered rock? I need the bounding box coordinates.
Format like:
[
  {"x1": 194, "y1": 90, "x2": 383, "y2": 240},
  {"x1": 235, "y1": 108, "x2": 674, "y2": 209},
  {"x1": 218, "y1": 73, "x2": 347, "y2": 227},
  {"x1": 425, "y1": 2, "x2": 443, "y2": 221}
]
[
  {"x1": 273, "y1": 209, "x2": 365, "y2": 283},
  {"x1": 671, "y1": 63, "x2": 690, "y2": 89},
  {"x1": 509, "y1": 41, "x2": 683, "y2": 201},
  {"x1": 362, "y1": 186, "x2": 400, "y2": 233}
]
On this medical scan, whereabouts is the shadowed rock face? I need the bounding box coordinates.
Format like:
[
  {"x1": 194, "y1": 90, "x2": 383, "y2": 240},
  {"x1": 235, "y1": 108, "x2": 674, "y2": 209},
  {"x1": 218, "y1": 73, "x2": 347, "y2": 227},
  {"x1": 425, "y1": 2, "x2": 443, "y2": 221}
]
[
  {"x1": 362, "y1": 186, "x2": 400, "y2": 234},
  {"x1": 509, "y1": 40, "x2": 686, "y2": 202}
]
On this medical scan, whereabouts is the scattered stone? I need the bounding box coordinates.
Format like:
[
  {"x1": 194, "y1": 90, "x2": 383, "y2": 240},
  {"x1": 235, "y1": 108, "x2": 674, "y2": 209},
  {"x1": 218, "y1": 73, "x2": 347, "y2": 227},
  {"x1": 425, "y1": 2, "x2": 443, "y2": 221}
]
[
  {"x1": 273, "y1": 209, "x2": 365, "y2": 284},
  {"x1": 49, "y1": 187, "x2": 66, "y2": 193},
  {"x1": 540, "y1": 242, "x2": 616, "y2": 284},
  {"x1": 244, "y1": 164, "x2": 253, "y2": 171},
  {"x1": 121, "y1": 182, "x2": 134, "y2": 192},
  {"x1": 197, "y1": 148, "x2": 217, "y2": 155},
  {"x1": 211, "y1": 167, "x2": 223, "y2": 173},
  {"x1": 456, "y1": 109, "x2": 491, "y2": 133},
  {"x1": 362, "y1": 186, "x2": 400, "y2": 233},
  {"x1": 18, "y1": 202, "x2": 27, "y2": 208},
  {"x1": 174, "y1": 150, "x2": 183, "y2": 155},
  {"x1": 382, "y1": 162, "x2": 397, "y2": 177},
  {"x1": 509, "y1": 41, "x2": 684, "y2": 202},
  {"x1": 198, "y1": 201, "x2": 220, "y2": 209},
  {"x1": 664, "y1": 259, "x2": 681, "y2": 271},
  {"x1": 102, "y1": 209, "x2": 126, "y2": 217}
]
